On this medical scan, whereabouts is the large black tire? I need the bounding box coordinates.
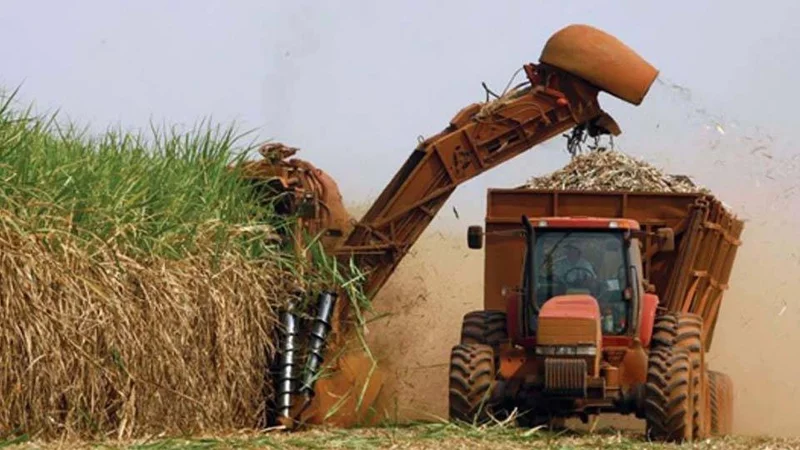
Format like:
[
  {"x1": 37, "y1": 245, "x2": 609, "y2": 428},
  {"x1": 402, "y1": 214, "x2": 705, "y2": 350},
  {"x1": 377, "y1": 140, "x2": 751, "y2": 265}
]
[
  {"x1": 460, "y1": 310, "x2": 508, "y2": 351},
  {"x1": 448, "y1": 343, "x2": 498, "y2": 424},
  {"x1": 644, "y1": 346, "x2": 695, "y2": 442},
  {"x1": 650, "y1": 312, "x2": 708, "y2": 439},
  {"x1": 708, "y1": 370, "x2": 734, "y2": 436}
]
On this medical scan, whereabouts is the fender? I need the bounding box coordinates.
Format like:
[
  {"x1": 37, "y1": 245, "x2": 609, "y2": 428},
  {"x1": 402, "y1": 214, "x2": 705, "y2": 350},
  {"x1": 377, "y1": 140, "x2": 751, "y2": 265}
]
[{"x1": 639, "y1": 293, "x2": 659, "y2": 347}]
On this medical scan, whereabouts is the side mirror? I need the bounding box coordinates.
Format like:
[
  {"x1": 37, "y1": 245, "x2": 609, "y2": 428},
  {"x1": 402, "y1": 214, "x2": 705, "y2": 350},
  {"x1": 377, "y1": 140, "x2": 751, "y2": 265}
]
[
  {"x1": 467, "y1": 225, "x2": 483, "y2": 249},
  {"x1": 657, "y1": 228, "x2": 675, "y2": 252}
]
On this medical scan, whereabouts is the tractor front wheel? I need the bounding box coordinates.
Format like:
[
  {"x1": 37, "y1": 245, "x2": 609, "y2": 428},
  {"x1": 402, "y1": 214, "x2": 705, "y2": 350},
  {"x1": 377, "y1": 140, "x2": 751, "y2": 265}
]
[{"x1": 448, "y1": 343, "x2": 499, "y2": 424}]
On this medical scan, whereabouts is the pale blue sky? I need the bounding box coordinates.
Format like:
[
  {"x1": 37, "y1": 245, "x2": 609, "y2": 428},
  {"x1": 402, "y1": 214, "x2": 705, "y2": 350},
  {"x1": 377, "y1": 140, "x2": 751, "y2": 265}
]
[{"x1": 2, "y1": 0, "x2": 798, "y2": 226}]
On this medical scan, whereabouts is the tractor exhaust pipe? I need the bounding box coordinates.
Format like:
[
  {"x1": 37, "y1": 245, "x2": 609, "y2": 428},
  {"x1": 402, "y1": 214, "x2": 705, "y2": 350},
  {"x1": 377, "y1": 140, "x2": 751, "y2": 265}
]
[
  {"x1": 275, "y1": 299, "x2": 301, "y2": 426},
  {"x1": 300, "y1": 291, "x2": 338, "y2": 398}
]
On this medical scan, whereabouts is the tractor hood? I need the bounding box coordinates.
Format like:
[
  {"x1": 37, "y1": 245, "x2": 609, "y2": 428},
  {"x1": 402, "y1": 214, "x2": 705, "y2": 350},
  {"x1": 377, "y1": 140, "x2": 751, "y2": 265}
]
[
  {"x1": 535, "y1": 295, "x2": 604, "y2": 376},
  {"x1": 536, "y1": 295, "x2": 602, "y2": 349}
]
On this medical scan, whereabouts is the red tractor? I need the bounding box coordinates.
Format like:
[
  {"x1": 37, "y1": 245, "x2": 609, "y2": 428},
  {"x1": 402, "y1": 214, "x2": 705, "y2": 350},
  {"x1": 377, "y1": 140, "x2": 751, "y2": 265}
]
[{"x1": 453, "y1": 189, "x2": 741, "y2": 442}]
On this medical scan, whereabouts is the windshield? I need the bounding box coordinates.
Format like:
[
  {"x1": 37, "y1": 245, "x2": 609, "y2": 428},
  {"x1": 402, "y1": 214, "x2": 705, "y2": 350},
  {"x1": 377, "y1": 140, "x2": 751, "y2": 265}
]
[{"x1": 526, "y1": 229, "x2": 631, "y2": 335}]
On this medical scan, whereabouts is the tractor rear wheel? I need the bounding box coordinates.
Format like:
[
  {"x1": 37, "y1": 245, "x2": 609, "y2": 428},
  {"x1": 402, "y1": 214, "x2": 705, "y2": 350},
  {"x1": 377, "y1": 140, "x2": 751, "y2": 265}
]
[
  {"x1": 460, "y1": 310, "x2": 508, "y2": 351},
  {"x1": 650, "y1": 312, "x2": 708, "y2": 439},
  {"x1": 448, "y1": 343, "x2": 498, "y2": 424},
  {"x1": 708, "y1": 370, "x2": 734, "y2": 436},
  {"x1": 644, "y1": 346, "x2": 695, "y2": 442}
]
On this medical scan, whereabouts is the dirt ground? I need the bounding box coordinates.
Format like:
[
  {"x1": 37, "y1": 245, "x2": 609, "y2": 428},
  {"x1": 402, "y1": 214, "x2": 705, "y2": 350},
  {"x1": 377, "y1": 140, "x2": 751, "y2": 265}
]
[
  {"x1": 9, "y1": 425, "x2": 800, "y2": 450},
  {"x1": 365, "y1": 216, "x2": 800, "y2": 438},
  {"x1": 12, "y1": 426, "x2": 800, "y2": 450}
]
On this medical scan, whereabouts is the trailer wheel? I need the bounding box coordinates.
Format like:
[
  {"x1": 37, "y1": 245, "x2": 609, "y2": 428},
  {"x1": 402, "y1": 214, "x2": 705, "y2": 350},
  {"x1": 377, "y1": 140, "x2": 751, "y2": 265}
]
[
  {"x1": 448, "y1": 343, "x2": 498, "y2": 424},
  {"x1": 460, "y1": 310, "x2": 508, "y2": 351},
  {"x1": 675, "y1": 314, "x2": 708, "y2": 439},
  {"x1": 644, "y1": 346, "x2": 694, "y2": 442},
  {"x1": 708, "y1": 370, "x2": 734, "y2": 436},
  {"x1": 650, "y1": 312, "x2": 708, "y2": 439}
]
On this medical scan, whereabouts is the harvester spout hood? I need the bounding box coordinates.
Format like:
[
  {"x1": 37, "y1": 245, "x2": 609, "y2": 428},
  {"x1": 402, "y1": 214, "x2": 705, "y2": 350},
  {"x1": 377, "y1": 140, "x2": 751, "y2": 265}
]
[{"x1": 539, "y1": 24, "x2": 659, "y2": 106}]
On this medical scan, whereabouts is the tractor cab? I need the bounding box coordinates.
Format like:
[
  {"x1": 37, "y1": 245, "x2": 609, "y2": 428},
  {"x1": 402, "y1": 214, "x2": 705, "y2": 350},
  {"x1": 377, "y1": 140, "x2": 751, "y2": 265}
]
[
  {"x1": 468, "y1": 214, "x2": 651, "y2": 342},
  {"x1": 520, "y1": 216, "x2": 643, "y2": 337},
  {"x1": 455, "y1": 189, "x2": 736, "y2": 441}
]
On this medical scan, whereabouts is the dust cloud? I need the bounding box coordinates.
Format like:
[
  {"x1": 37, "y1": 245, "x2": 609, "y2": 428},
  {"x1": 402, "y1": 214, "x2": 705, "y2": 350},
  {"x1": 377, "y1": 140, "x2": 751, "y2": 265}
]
[
  {"x1": 366, "y1": 230, "x2": 483, "y2": 422},
  {"x1": 706, "y1": 221, "x2": 800, "y2": 437},
  {"x1": 362, "y1": 211, "x2": 800, "y2": 438}
]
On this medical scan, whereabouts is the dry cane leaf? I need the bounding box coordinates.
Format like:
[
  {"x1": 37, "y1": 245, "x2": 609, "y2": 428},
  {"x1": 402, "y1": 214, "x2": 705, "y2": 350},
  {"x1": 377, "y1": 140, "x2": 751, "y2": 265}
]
[{"x1": 523, "y1": 150, "x2": 709, "y2": 194}]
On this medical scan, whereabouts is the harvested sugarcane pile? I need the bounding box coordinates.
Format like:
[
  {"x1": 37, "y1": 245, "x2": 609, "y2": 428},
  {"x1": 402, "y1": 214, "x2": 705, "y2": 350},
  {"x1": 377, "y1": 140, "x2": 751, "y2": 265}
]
[{"x1": 523, "y1": 149, "x2": 708, "y2": 193}]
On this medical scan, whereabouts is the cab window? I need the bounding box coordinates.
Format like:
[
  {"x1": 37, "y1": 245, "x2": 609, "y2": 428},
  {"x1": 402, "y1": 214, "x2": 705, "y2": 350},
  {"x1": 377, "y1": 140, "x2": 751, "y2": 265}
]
[{"x1": 526, "y1": 230, "x2": 631, "y2": 335}]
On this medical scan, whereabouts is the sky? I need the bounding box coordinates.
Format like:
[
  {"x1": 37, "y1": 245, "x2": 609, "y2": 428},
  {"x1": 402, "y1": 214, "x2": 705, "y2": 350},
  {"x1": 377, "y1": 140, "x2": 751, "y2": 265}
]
[{"x1": 1, "y1": 0, "x2": 799, "y2": 227}]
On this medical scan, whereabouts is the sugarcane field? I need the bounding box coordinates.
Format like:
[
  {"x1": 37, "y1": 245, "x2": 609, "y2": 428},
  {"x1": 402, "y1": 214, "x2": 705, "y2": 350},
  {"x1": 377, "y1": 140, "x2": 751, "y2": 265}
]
[{"x1": 2, "y1": 3, "x2": 800, "y2": 450}]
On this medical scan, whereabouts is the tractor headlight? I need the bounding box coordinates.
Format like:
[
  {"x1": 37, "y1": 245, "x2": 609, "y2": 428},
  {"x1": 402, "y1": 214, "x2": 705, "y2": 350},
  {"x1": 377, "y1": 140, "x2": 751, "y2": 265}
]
[{"x1": 535, "y1": 345, "x2": 597, "y2": 356}]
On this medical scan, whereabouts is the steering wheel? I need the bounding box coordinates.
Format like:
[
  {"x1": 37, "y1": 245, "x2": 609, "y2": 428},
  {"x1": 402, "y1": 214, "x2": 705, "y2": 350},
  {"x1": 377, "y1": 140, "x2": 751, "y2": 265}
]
[{"x1": 563, "y1": 267, "x2": 596, "y2": 286}]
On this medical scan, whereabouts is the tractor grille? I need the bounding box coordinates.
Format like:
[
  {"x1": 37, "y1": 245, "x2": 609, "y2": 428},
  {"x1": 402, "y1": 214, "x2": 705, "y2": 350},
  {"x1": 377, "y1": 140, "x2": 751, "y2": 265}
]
[{"x1": 544, "y1": 358, "x2": 587, "y2": 397}]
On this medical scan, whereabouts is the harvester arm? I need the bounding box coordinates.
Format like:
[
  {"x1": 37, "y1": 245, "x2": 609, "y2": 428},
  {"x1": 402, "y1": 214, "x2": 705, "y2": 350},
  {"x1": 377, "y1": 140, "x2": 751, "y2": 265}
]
[
  {"x1": 335, "y1": 25, "x2": 658, "y2": 300},
  {"x1": 334, "y1": 65, "x2": 614, "y2": 298},
  {"x1": 336, "y1": 22, "x2": 659, "y2": 299},
  {"x1": 264, "y1": 24, "x2": 659, "y2": 429}
]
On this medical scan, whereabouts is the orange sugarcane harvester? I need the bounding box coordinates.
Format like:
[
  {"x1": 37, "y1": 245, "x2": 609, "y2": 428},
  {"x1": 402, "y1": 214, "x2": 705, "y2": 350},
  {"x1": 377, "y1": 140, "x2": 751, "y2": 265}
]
[{"x1": 238, "y1": 25, "x2": 741, "y2": 443}]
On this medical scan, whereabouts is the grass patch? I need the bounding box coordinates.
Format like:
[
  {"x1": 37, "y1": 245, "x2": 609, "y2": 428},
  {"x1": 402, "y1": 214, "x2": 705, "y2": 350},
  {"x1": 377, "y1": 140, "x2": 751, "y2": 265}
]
[
  {"x1": 4, "y1": 423, "x2": 798, "y2": 449},
  {"x1": 0, "y1": 87, "x2": 287, "y2": 262}
]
